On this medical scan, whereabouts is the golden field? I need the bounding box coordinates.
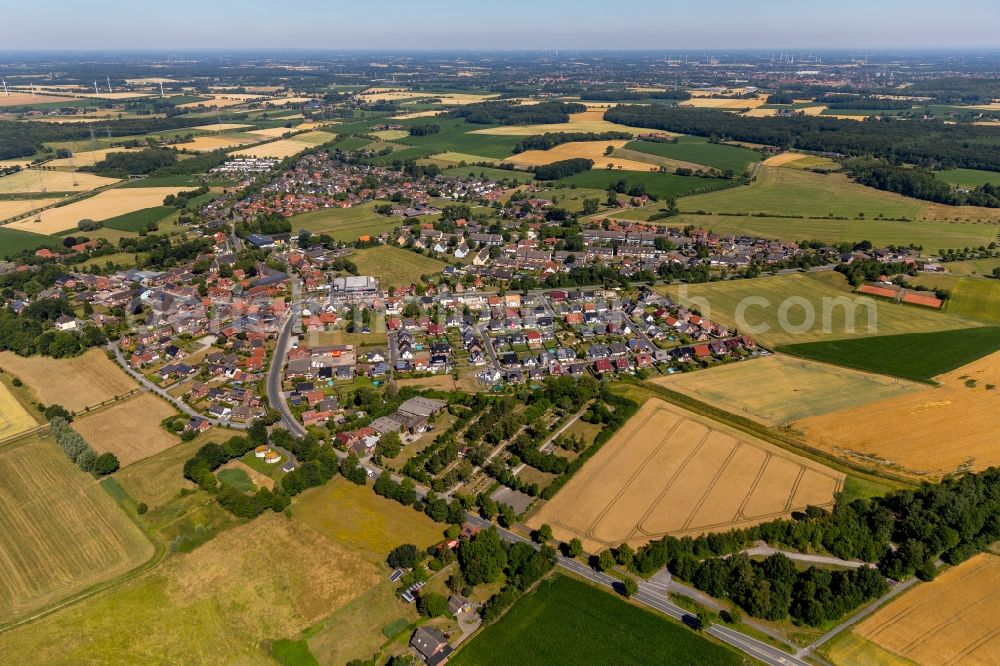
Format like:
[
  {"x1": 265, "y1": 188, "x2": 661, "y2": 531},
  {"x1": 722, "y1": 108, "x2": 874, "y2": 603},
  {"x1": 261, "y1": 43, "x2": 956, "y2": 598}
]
[
  {"x1": 0, "y1": 380, "x2": 38, "y2": 440},
  {"x1": 0, "y1": 434, "x2": 153, "y2": 621},
  {"x1": 0, "y1": 93, "x2": 76, "y2": 107},
  {"x1": 177, "y1": 134, "x2": 258, "y2": 152},
  {"x1": 795, "y1": 351, "x2": 1000, "y2": 479},
  {"x1": 681, "y1": 94, "x2": 768, "y2": 110},
  {"x1": 4, "y1": 186, "x2": 185, "y2": 234},
  {"x1": 503, "y1": 140, "x2": 659, "y2": 172},
  {"x1": 245, "y1": 126, "x2": 294, "y2": 138},
  {"x1": 44, "y1": 147, "x2": 145, "y2": 168},
  {"x1": 528, "y1": 399, "x2": 843, "y2": 552},
  {"x1": 0, "y1": 169, "x2": 118, "y2": 193},
  {"x1": 72, "y1": 393, "x2": 178, "y2": 467},
  {"x1": 761, "y1": 151, "x2": 809, "y2": 167},
  {"x1": 0, "y1": 198, "x2": 60, "y2": 221},
  {"x1": 229, "y1": 131, "x2": 336, "y2": 158},
  {"x1": 653, "y1": 354, "x2": 922, "y2": 427},
  {"x1": 190, "y1": 123, "x2": 252, "y2": 132},
  {"x1": 0, "y1": 349, "x2": 137, "y2": 412},
  {"x1": 848, "y1": 554, "x2": 1000, "y2": 666}
]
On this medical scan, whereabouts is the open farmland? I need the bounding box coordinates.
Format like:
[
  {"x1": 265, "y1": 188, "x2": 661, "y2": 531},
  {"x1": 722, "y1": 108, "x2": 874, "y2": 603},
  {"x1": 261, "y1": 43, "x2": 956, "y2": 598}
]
[
  {"x1": 0, "y1": 197, "x2": 60, "y2": 221},
  {"x1": 528, "y1": 399, "x2": 843, "y2": 551},
  {"x1": 944, "y1": 277, "x2": 1000, "y2": 323},
  {"x1": 680, "y1": 167, "x2": 928, "y2": 219},
  {"x1": 0, "y1": 381, "x2": 39, "y2": 440},
  {"x1": 558, "y1": 169, "x2": 734, "y2": 200},
  {"x1": 191, "y1": 123, "x2": 252, "y2": 132},
  {"x1": 44, "y1": 147, "x2": 146, "y2": 168},
  {"x1": 450, "y1": 574, "x2": 745, "y2": 666},
  {"x1": 176, "y1": 134, "x2": 258, "y2": 152},
  {"x1": 113, "y1": 432, "x2": 233, "y2": 507},
  {"x1": 0, "y1": 228, "x2": 60, "y2": 257},
  {"x1": 652, "y1": 354, "x2": 922, "y2": 426},
  {"x1": 795, "y1": 349, "x2": 1000, "y2": 478},
  {"x1": 935, "y1": 167, "x2": 1000, "y2": 188},
  {"x1": 843, "y1": 554, "x2": 1000, "y2": 666},
  {"x1": 0, "y1": 513, "x2": 378, "y2": 662},
  {"x1": 0, "y1": 169, "x2": 118, "y2": 194},
  {"x1": 350, "y1": 245, "x2": 448, "y2": 288},
  {"x1": 467, "y1": 107, "x2": 672, "y2": 136},
  {"x1": 624, "y1": 136, "x2": 762, "y2": 173},
  {"x1": 289, "y1": 201, "x2": 401, "y2": 241},
  {"x1": 681, "y1": 94, "x2": 769, "y2": 110},
  {"x1": 0, "y1": 349, "x2": 137, "y2": 412},
  {"x1": 661, "y1": 272, "x2": 971, "y2": 347},
  {"x1": 622, "y1": 212, "x2": 1000, "y2": 249},
  {"x1": 229, "y1": 131, "x2": 335, "y2": 158},
  {"x1": 3, "y1": 186, "x2": 185, "y2": 234},
  {"x1": 504, "y1": 140, "x2": 659, "y2": 171},
  {"x1": 779, "y1": 326, "x2": 1000, "y2": 382},
  {"x1": 0, "y1": 434, "x2": 153, "y2": 622},
  {"x1": 72, "y1": 393, "x2": 178, "y2": 467}
]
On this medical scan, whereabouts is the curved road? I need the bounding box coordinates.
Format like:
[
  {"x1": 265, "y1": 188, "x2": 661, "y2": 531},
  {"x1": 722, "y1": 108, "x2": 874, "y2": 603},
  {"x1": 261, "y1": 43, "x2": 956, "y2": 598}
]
[{"x1": 266, "y1": 311, "x2": 307, "y2": 438}]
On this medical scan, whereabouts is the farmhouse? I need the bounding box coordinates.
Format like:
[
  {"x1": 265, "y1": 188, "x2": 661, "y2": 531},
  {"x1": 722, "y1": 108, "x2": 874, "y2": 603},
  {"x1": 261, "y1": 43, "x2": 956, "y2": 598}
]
[{"x1": 410, "y1": 626, "x2": 452, "y2": 665}]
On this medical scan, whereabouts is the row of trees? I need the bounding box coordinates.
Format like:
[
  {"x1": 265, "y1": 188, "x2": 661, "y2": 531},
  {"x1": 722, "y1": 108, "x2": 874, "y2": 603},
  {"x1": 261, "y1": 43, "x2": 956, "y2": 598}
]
[
  {"x1": 533, "y1": 157, "x2": 594, "y2": 180},
  {"x1": 49, "y1": 416, "x2": 119, "y2": 476},
  {"x1": 85, "y1": 148, "x2": 178, "y2": 177},
  {"x1": 845, "y1": 160, "x2": 1000, "y2": 207}
]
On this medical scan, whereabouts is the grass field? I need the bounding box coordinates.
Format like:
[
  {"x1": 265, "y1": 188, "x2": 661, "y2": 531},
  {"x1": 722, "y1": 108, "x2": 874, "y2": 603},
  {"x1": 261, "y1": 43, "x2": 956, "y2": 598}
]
[
  {"x1": 395, "y1": 121, "x2": 524, "y2": 159},
  {"x1": 795, "y1": 349, "x2": 1000, "y2": 479},
  {"x1": 847, "y1": 554, "x2": 1000, "y2": 665},
  {"x1": 652, "y1": 354, "x2": 923, "y2": 426},
  {"x1": 937, "y1": 258, "x2": 1000, "y2": 276},
  {"x1": 823, "y1": 631, "x2": 917, "y2": 666},
  {"x1": 661, "y1": 272, "x2": 971, "y2": 347},
  {"x1": 0, "y1": 380, "x2": 40, "y2": 440},
  {"x1": 4, "y1": 186, "x2": 186, "y2": 235},
  {"x1": 350, "y1": 245, "x2": 448, "y2": 288},
  {"x1": 680, "y1": 167, "x2": 927, "y2": 219},
  {"x1": 0, "y1": 227, "x2": 61, "y2": 257},
  {"x1": 943, "y1": 277, "x2": 1000, "y2": 323},
  {"x1": 0, "y1": 348, "x2": 137, "y2": 412},
  {"x1": 0, "y1": 169, "x2": 118, "y2": 194},
  {"x1": 99, "y1": 204, "x2": 177, "y2": 231},
  {"x1": 935, "y1": 167, "x2": 1000, "y2": 188},
  {"x1": 450, "y1": 574, "x2": 746, "y2": 666},
  {"x1": 72, "y1": 393, "x2": 178, "y2": 467},
  {"x1": 528, "y1": 399, "x2": 843, "y2": 551},
  {"x1": 555, "y1": 169, "x2": 735, "y2": 200},
  {"x1": 465, "y1": 107, "x2": 669, "y2": 137},
  {"x1": 0, "y1": 433, "x2": 153, "y2": 622},
  {"x1": 625, "y1": 137, "x2": 762, "y2": 173},
  {"x1": 441, "y1": 165, "x2": 535, "y2": 183},
  {"x1": 0, "y1": 513, "x2": 377, "y2": 662},
  {"x1": 778, "y1": 326, "x2": 1000, "y2": 383},
  {"x1": 292, "y1": 477, "x2": 445, "y2": 562},
  {"x1": 289, "y1": 201, "x2": 401, "y2": 241},
  {"x1": 621, "y1": 212, "x2": 1000, "y2": 249}
]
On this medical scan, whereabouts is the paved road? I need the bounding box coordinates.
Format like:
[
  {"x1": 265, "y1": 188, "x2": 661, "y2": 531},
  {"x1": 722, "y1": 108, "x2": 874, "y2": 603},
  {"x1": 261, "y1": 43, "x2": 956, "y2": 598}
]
[
  {"x1": 266, "y1": 310, "x2": 307, "y2": 438},
  {"x1": 108, "y1": 342, "x2": 246, "y2": 430},
  {"x1": 741, "y1": 543, "x2": 870, "y2": 570}
]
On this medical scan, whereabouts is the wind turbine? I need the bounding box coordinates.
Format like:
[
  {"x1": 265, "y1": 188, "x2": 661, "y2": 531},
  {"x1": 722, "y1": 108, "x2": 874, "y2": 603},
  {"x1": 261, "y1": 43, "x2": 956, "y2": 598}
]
[
  {"x1": 1, "y1": 79, "x2": 7, "y2": 96},
  {"x1": 107, "y1": 76, "x2": 112, "y2": 94},
  {"x1": 94, "y1": 81, "x2": 100, "y2": 96},
  {"x1": 159, "y1": 82, "x2": 165, "y2": 98}
]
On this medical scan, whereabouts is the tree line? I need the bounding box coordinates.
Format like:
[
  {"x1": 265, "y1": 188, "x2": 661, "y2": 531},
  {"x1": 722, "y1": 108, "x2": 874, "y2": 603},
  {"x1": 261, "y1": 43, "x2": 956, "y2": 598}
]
[
  {"x1": 513, "y1": 131, "x2": 632, "y2": 153},
  {"x1": 845, "y1": 159, "x2": 1000, "y2": 207},
  {"x1": 603, "y1": 104, "x2": 1000, "y2": 171},
  {"x1": 533, "y1": 158, "x2": 593, "y2": 180},
  {"x1": 450, "y1": 101, "x2": 586, "y2": 126},
  {"x1": 49, "y1": 416, "x2": 119, "y2": 476},
  {"x1": 580, "y1": 90, "x2": 691, "y2": 102}
]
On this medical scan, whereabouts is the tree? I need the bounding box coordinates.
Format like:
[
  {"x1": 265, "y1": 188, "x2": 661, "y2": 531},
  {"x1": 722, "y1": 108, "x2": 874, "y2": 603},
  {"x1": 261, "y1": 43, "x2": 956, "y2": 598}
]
[
  {"x1": 566, "y1": 538, "x2": 583, "y2": 558},
  {"x1": 596, "y1": 549, "x2": 616, "y2": 572},
  {"x1": 44, "y1": 404, "x2": 72, "y2": 422},
  {"x1": 534, "y1": 524, "x2": 553, "y2": 544},
  {"x1": 387, "y1": 543, "x2": 420, "y2": 569},
  {"x1": 696, "y1": 609, "x2": 714, "y2": 630},
  {"x1": 376, "y1": 431, "x2": 403, "y2": 460},
  {"x1": 620, "y1": 576, "x2": 638, "y2": 598},
  {"x1": 92, "y1": 452, "x2": 120, "y2": 476},
  {"x1": 417, "y1": 592, "x2": 449, "y2": 617},
  {"x1": 459, "y1": 528, "x2": 508, "y2": 585},
  {"x1": 582, "y1": 198, "x2": 600, "y2": 216}
]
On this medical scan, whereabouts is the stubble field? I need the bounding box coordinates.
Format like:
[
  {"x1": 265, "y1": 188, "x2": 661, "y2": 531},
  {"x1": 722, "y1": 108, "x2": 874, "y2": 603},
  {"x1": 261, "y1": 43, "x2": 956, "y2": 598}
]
[
  {"x1": 0, "y1": 434, "x2": 153, "y2": 622},
  {"x1": 503, "y1": 140, "x2": 659, "y2": 171},
  {"x1": 652, "y1": 354, "x2": 922, "y2": 426},
  {"x1": 0, "y1": 381, "x2": 39, "y2": 440},
  {"x1": 72, "y1": 393, "x2": 179, "y2": 467},
  {"x1": 0, "y1": 349, "x2": 137, "y2": 412},
  {"x1": 845, "y1": 554, "x2": 1000, "y2": 666},
  {"x1": 3, "y1": 186, "x2": 185, "y2": 234},
  {"x1": 795, "y1": 350, "x2": 1000, "y2": 479},
  {"x1": 528, "y1": 399, "x2": 844, "y2": 552},
  {"x1": 0, "y1": 197, "x2": 60, "y2": 221},
  {"x1": 229, "y1": 131, "x2": 336, "y2": 158},
  {"x1": 0, "y1": 169, "x2": 119, "y2": 193}
]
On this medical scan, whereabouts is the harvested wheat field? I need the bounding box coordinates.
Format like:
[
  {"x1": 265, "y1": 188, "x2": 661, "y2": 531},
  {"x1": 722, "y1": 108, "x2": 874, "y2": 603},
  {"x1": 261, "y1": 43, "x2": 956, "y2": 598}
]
[
  {"x1": 0, "y1": 349, "x2": 137, "y2": 412},
  {"x1": 230, "y1": 131, "x2": 335, "y2": 158},
  {"x1": 0, "y1": 512, "x2": 377, "y2": 663},
  {"x1": 4, "y1": 186, "x2": 185, "y2": 234},
  {"x1": 245, "y1": 126, "x2": 293, "y2": 138},
  {"x1": 0, "y1": 433, "x2": 153, "y2": 621},
  {"x1": 0, "y1": 169, "x2": 118, "y2": 193},
  {"x1": 681, "y1": 95, "x2": 768, "y2": 110},
  {"x1": 529, "y1": 399, "x2": 843, "y2": 552},
  {"x1": 179, "y1": 134, "x2": 258, "y2": 152},
  {"x1": 0, "y1": 381, "x2": 38, "y2": 440},
  {"x1": 849, "y1": 554, "x2": 1000, "y2": 666},
  {"x1": 761, "y1": 152, "x2": 808, "y2": 167},
  {"x1": 191, "y1": 123, "x2": 252, "y2": 132},
  {"x1": 391, "y1": 110, "x2": 442, "y2": 120},
  {"x1": 44, "y1": 147, "x2": 145, "y2": 168},
  {"x1": 0, "y1": 198, "x2": 59, "y2": 221},
  {"x1": 796, "y1": 350, "x2": 1000, "y2": 479},
  {"x1": 653, "y1": 355, "x2": 922, "y2": 426},
  {"x1": 0, "y1": 92, "x2": 75, "y2": 107},
  {"x1": 471, "y1": 108, "x2": 672, "y2": 137},
  {"x1": 504, "y1": 140, "x2": 659, "y2": 172},
  {"x1": 73, "y1": 393, "x2": 178, "y2": 467}
]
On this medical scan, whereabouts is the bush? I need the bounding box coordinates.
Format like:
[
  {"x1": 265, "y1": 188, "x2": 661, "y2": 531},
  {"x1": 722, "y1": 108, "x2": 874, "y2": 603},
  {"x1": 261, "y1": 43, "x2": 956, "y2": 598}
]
[{"x1": 136, "y1": 502, "x2": 148, "y2": 515}]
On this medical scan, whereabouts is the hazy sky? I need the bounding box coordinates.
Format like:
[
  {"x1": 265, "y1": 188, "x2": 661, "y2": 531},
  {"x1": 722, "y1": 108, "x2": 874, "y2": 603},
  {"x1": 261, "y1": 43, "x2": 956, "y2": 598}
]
[{"x1": 5, "y1": 0, "x2": 999, "y2": 50}]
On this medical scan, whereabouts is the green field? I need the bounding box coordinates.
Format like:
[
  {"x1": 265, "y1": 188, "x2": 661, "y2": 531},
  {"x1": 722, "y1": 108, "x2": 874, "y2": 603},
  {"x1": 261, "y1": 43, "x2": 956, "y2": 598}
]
[
  {"x1": 555, "y1": 169, "x2": 735, "y2": 200},
  {"x1": 449, "y1": 574, "x2": 745, "y2": 666},
  {"x1": 935, "y1": 258, "x2": 1000, "y2": 276},
  {"x1": 217, "y1": 467, "x2": 255, "y2": 492},
  {"x1": 0, "y1": 227, "x2": 60, "y2": 258},
  {"x1": 611, "y1": 211, "x2": 1000, "y2": 249},
  {"x1": 942, "y1": 277, "x2": 1000, "y2": 323},
  {"x1": 625, "y1": 136, "x2": 762, "y2": 173},
  {"x1": 935, "y1": 168, "x2": 1000, "y2": 188},
  {"x1": 661, "y1": 271, "x2": 972, "y2": 346},
  {"x1": 289, "y1": 202, "x2": 401, "y2": 241},
  {"x1": 350, "y1": 245, "x2": 448, "y2": 288},
  {"x1": 100, "y1": 205, "x2": 177, "y2": 231},
  {"x1": 442, "y1": 166, "x2": 535, "y2": 183},
  {"x1": 118, "y1": 175, "x2": 211, "y2": 188},
  {"x1": 396, "y1": 120, "x2": 522, "y2": 159},
  {"x1": 778, "y1": 326, "x2": 1000, "y2": 383},
  {"x1": 680, "y1": 167, "x2": 928, "y2": 219}
]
